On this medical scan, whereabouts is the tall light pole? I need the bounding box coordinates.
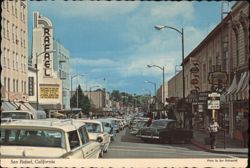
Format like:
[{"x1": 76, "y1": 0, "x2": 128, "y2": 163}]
[
  {"x1": 155, "y1": 25, "x2": 185, "y2": 127},
  {"x1": 147, "y1": 64, "x2": 165, "y2": 104},
  {"x1": 35, "y1": 50, "x2": 56, "y2": 110},
  {"x1": 145, "y1": 80, "x2": 157, "y2": 112},
  {"x1": 70, "y1": 74, "x2": 79, "y2": 114}
]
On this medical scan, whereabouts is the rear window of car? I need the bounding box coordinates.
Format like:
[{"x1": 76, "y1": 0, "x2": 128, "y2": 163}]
[
  {"x1": 1, "y1": 112, "x2": 31, "y2": 119},
  {"x1": 150, "y1": 120, "x2": 168, "y2": 128},
  {"x1": 85, "y1": 123, "x2": 101, "y2": 133},
  {"x1": 0, "y1": 128, "x2": 64, "y2": 148}
]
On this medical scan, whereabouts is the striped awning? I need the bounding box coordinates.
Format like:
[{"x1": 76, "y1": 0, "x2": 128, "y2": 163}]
[
  {"x1": 226, "y1": 74, "x2": 237, "y2": 101},
  {"x1": 1, "y1": 101, "x2": 17, "y2": 111},
  {"x1": 235, "y1": 72, "x2": 248, "y2": 100}
]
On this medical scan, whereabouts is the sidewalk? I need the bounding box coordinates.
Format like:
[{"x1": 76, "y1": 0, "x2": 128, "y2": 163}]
[{"x1": 191, "y1": 129, "x2": 248, "y2": 155}]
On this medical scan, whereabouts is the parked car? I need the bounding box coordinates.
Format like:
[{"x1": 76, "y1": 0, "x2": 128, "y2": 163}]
[
  {"x1": 130, "y1": 119, "x2": 148, "y2": 135},
  {"x1": 77, "y1": 119, "x2": 111, "y2": 157},
  {"x1": 96, "y1": 118, "x2": 116, "y2": 141},
  {"x1": 137, "y1": 119, "x2": 193, "y2": 143},
  {"x1": 1, "y1": 110, "x2": 46, "y2": 121},
  {"x1": 105, "y1": 118, "x2": 120, "y2": 133},
  {"x1": 0, "y1": 119, "x2": 101, "y2": 158}
]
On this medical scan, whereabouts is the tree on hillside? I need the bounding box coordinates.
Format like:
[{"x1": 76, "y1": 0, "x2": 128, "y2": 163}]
[{"x1": 70, "y1": 85, "x2": 90, "y2": 114}]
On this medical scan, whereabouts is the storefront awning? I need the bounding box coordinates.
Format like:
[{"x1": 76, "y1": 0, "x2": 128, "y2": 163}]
[
  {"x1": 1, "y1": 101, "x2": 17, "y2": 111},
  {"x1": 226, "y1": 74, "x2": 237, "y2": 101},
  {"x1": 241, "y1": 72, "x2": 249, "y2": 100},
  {"x1": 235, "y1": 72, "x2": 247, "y2": 100}
]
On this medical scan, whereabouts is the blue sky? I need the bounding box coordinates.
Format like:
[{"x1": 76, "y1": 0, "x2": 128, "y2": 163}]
[{"x1": 28, "y1": 1, "x2": 235, "y2": 95}]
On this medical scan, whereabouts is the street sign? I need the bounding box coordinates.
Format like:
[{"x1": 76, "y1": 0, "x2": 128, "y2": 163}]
[
  {"x1": 208, "y1": 92, "x2": 220, "y2": 97},
  {"x1": 207, "y1": 93, "x2": 220, "y2": 109},
  {"x1": 208, "y1": 99, "x2": 220, "y2": 109}
]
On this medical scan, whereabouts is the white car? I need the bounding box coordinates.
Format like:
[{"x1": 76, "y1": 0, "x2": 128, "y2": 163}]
[
  {"x1": 0, "y1": 119, "x2": 101, "y2": 158},
  {"x1": 77, "y1": 119, "x2": 111, "y2": 157}
]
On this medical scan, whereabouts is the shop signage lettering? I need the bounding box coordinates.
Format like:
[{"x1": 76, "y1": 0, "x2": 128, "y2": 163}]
[{"x1": 43, "y1": 27, "x2": 51, "y2": 77}]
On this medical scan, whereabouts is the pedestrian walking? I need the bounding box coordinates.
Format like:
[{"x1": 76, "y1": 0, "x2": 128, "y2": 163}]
[
  {"x1": 242, "y1": 112, "x2": 248, "y2": 148},
  {"x1": 207, "y1": 118, "x2": 221, "y2": 149}
]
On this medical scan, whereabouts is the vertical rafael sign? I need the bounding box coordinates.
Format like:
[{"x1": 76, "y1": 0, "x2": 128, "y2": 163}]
[{"x1": 43, "y1": 27, "x2": 52, "y2": 77}]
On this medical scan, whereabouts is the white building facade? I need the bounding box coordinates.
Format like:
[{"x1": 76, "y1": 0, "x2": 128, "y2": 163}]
[
  {"x1": 29, "y1": 11, "x2": 62, "y2": 110},
  {"x1": 1, "y1": 1, "x2": 28, "y2": 102},
  {"x1": 53, "y1": 39, "x2": 70, "y2": 110}
]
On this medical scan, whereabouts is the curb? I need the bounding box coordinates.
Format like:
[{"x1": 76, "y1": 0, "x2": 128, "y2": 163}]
[{"x1": 191, "y1": 140, "x2": 248, "y2": 155}]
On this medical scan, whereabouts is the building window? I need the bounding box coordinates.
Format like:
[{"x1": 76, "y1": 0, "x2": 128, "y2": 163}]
[
  {"x1": 7, "y1": 20, "x2": 10, "y2": 40},
  {"x1": 2, "y1": 18, "x2": 6, "y2": 38},
  {"x1": 202, "y1": 64, "x2": 206, "y2": 83},
  {"x1": 12, "y1": 1, "x2": 14, "y2": 15},
  {"x1": 24, "y1": 81, "x2": 26, "y2": 94},
  {"x1": 4, "y1": 78, "x2": 7, "y2": 91},
  {"x1": 7, "y1": 49, "x2": 10, "y2": 69},
  {"x1": 243, "y1": 28, "x2": 249, "y2": 62},
  {"x1": 13, "y1": 52, "x2": 15, "y2": 70},
  {"x1": 21, "y1": 80, "x2": 23, "y2": 93},
  {"x1": 8, "y1": 78, "x2": 10, "y2": 92},
  {"x1": 12, "y1": 24, "x2": 15, "y2": 43},
  {"x1": 16, "y1": 53, "x2": 18, "y2": 69},
  {"x1": 3, "y1": 48, "x2": 6, "y2": 66},
  {"x1": 13, "y1": 79, "x2": 15, "y2": 92},
  {"x1": 16, "y1": 80, "x2": 18, "y2": 92}
]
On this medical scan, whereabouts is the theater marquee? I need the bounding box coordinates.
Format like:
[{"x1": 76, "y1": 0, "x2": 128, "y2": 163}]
[{"x1": 40, "y1": 87, "x2": 59, "y2": 99}]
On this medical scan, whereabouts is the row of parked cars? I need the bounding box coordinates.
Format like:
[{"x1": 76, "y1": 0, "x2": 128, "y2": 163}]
[
  {"x1": 129, "y1": 117, "x2": 193, "y2": 144},
  {"x1": 0, "y1": 110, "x2": 129, "y2": 159}
]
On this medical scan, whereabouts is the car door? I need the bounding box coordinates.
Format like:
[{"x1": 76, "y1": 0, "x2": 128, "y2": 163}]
[
  {"x1": 167, "y1": 121, "x2": 183, "y2": 142},
  {"x1": 78, "y1": 126, "x2": 100, "y2": 158},
  {"x1": 66, "y1": 130, "x2": 84, "y2": 158},
  {"x1": 100, "y1": 123, "x2": 110, "y2": 150}
]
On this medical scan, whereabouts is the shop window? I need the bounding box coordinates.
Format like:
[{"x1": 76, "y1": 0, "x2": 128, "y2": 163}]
[{"x1": 235, "y1": 111, "x2": 244, "y2": 129}]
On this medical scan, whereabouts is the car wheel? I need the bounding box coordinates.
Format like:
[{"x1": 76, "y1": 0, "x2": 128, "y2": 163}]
[
  {"x1": 99, "y1": 150, "x2": 104, "y2": 158},
  {"x1": 104, "y1": 148, "x2": 108, "y2": 153}
]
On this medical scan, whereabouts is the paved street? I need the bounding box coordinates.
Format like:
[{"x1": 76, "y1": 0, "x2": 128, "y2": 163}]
[{"x1": 102, "y1": 128, "x2": 247, "y2": 158}]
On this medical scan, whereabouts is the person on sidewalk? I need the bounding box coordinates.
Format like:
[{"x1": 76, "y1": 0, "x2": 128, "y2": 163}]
[
  {"x1": 207, "y1": 118, "x2": 221, "y2": 149},
  {"x1": 242, "y1": 112, "x2": 248, "y2": 148}
]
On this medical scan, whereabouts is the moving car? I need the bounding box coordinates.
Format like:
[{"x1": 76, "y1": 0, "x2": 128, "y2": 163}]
[
  {"x1": 137, "y1": 119, "x2": 193, "y2": 143},
  {"x1": 96, "y1": 118, "x2": 116, "y2": 141},
  {"x1": 0, "y1": 119, "x2": 101, "y2": 158},
  {"x1": 77, "y1": 119, "x2": 111, "y2": 157}
]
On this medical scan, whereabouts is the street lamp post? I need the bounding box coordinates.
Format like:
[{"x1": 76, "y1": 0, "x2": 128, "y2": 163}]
[
  {"x1": 147, "y1": 64, "x2": 165, "y2": 104},
  {"x1": 155, "y1": 25, "x2": 185, "y2": 127},
  {"x1": 35, "y1": 50, "x2": 56, "y2": 110},
  {"x1": 70, "y1": 74, "x2": 79, "y2": 114},
  {"x1": 145, "y1": 80, "x2": 157, "y2": 112}
]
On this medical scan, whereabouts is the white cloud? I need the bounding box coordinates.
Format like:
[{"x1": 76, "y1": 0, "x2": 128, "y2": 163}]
[
  {"x1": 150, "y1": 1, "x2": 195, "y2": 21},
  {"x1": 70, "y1": 58, "x2": 117, "y2": 67},
  {"x1": 30, "y1": 1, "x2": 140, "y2": 20}
]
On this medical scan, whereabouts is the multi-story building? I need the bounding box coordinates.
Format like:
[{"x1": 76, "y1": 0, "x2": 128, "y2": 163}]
[
  {"x1": 84, "y1": 89, "x2": 106, "y2": 109},
  {"x1": 1, "y1": 1, "x2": 28, "y2": 107},
  {"x1": 168, "y1": 1, "x2": 249, "y2": 142},
  {"x1": 29, "y1": 11, "x2": 62, "y2": 112},
  {"x1": 53, "y1": 39, "x2": 70, "y2": 110}
]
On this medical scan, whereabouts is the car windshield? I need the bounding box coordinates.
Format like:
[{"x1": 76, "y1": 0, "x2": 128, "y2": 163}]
[
  {"x1": 85, "y1": 123, "x2": 101, "y2": 133},
  {"x1": 1, "y1": 112, "x2": 30, "y2": 119},
  {"x1": 150, "y1": 120, "x2": 168, "y2": 128},
  {"x1": 0, "y1": 128, "x2": 64, "y2": 148}
]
